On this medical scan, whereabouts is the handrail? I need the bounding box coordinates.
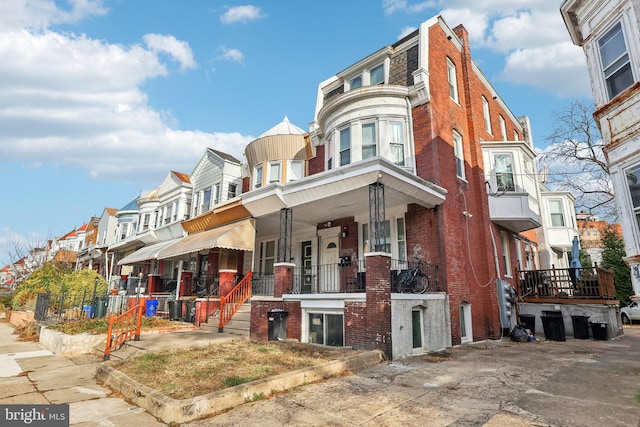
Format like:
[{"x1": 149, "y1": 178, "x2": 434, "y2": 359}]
[
  {"x1": 103, "y1": 303, "x2": 143, "y2": 361},
  {"x1": 218, "y1": 271, "x2": 252, "y2": 332}
]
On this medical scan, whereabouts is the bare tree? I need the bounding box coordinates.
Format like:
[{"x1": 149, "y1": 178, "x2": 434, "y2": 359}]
[
  {"x1": 0, "y1": 230, "x2": 51, "y2": 288},
  {"x1": 539, "y1": 100, "x2": 616, "y2": 219}
]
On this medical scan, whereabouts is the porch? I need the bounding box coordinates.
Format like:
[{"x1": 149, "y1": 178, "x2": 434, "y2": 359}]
[
  {"x1": 515, "y1": 265, "x2": 618, "y2": 305},
  {"x1": 251, "y1": 258, "x2": 440, "y2": 296}
]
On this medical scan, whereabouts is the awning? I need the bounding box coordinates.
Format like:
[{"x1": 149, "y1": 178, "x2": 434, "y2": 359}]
[
  {"x1": 158, "y1": 219, "x2": 255, "y2": 259},
  {"x1": 117, "y1": 238, "x2": 182, "y2": 266}
]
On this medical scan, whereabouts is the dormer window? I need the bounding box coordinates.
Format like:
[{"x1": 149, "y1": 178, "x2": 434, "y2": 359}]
[
  {"x1": 269, "y1": 162, "x2": 281, "y2": 183},
  {"x1": 345, "y1": 62, "x2": 386, "y2": 91}
]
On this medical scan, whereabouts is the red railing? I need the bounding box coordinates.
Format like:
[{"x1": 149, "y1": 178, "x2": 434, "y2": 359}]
[
  {"x1": 218, "y1": 271, "x2": 252, "y2": 332},
  {"x1": 103, "y1": 304, "x2": 143, "y2": 361}
]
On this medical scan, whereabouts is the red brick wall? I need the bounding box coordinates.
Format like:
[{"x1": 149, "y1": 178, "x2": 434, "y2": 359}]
[
  {"x1": 365, "y1": 255, "x2": 392, "y2": 359},
  {"x1": 250, "y1": 300, "x2": 302, "y2": 342},
  {"x1": 345, "y1": 301, "x2": 368, "y2": 349},
  {"x1": 274, "y1": 264, "x2": 294, "y2": 298},
  {"x1": 308, "y1": 144, "x2": 325, "y2": 176}
]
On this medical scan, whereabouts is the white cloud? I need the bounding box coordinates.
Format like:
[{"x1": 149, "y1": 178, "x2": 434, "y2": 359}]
[
  {"x1": 382, "y1": 1, "x2": 591, "y2": 98},
  {"x1": 0, "y1": 0, "x2": 107, "y2": 31},
  {"x1": 216, "y1": 46, "x2": 244, "y2": 63},
  {"x1": 500, "y1": 42, "x2": 591, "y2": 98},
  {"x1": 0, "y1": 12, "x2": 251, "y2": 186},
  {"x1": 220, "y1": 5, "x2": 266, "y2": 24},
  {"x1": 143, "y1": 34, "x2": 196, "y2": 71}
]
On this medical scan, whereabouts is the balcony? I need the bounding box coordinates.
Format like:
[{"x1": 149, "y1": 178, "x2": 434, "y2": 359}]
[{"x1": 516, "y1": 265, "x2": 617, "y2": 304}]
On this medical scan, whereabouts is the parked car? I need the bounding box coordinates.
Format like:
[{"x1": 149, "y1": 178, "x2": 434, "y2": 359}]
[{"x1": 621, "y1": 301, "x2": 640, "y2": 325}]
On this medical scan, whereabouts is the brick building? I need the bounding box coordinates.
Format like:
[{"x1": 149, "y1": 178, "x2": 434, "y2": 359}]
[{"x1": 242, "y1": 16, "x2": 545, "y2": 359}]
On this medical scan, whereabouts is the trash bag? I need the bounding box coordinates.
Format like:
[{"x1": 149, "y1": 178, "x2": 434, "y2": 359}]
[{"x1": 510, "y1": 323, "x2": 531, "y2": 342}]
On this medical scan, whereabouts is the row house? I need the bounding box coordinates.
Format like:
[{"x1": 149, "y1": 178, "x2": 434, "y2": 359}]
[
  {"x1": 76, "y1": 209, "x2": 118, "y2": 278},
  {"x1": 577, "y1": 210, "x2": 623, "y2": 265},
  {"x1": 71, "y1": 14, "x2": 618, "y2": 356},
  {"x1": 241, "y1": 16, "x2": 553, "y2": 358},
  {"x1": 562, "y1": 0, "x2": 640, "y2": 298}
]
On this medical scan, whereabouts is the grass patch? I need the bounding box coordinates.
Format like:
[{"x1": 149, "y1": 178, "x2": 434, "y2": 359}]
[{"x1": 115, "y1": 340, "x2": 360, "y2": 399}]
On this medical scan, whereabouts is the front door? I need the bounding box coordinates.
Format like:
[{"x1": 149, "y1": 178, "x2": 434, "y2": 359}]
[
  {"x1": 301, "y1": 241, "x2": 312, "y2": 294},
  {"x1": 320, "y1": 235, "x2": 339, "y2": 292}
]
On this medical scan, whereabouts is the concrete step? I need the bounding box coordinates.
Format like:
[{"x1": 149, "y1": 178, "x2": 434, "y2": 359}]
[{"x1": 218, "y1": 302, "x2": 251, "y2": 336}]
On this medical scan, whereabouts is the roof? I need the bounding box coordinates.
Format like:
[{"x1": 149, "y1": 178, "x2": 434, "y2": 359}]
[
  {"x1": 210, "y1": 149, "x2": 241, "y2": 164},
  {"x1": 77, "y1": 223, "x2": 88, "y2": 232},
  {"x1": 258, "y1": 116, "x2": 305, "y2": 138},
  {"x1": 106, "y1": 208, "x2": 118, "y2": 216},
  {"x1": 171, "y1": 171, "x2": 191, "y2": 183},
  {"x1": 119, "y1": 197, "x2": 140, "y2": 211}
]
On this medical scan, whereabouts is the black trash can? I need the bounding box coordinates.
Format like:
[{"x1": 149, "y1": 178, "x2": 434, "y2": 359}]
[
  {"x1": 268, "y1": 311, "x2": 288, "y2": 341},
  {"x1": 590, "y1": 321, "x2": 608, "y2": 340},
  {"x1": 183, "y1": 300, "x2": 196, "y2": 323},
  {"x1": 168, "y1": 300, "x2": 181, "y2": 321},
  {"x1": 519, "y1": 314, "x2": 536, "y2": 336},
  {"x1": 571, "y1": 315, "x2": 590, "y2": 339},
  {"x1": 541, "y1": 312, "x2": 566, "y2": 341}
]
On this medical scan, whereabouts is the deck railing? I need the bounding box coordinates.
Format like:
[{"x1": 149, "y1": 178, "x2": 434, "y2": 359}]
[
  {"x1": 218, "y1": 271, "x2": 252, "y2": 332},
  {"x1": 516, "y1": 264, "x2": 616, "y2": 301},
  {"x1": 103, "y1": 303, "x2": 143, "y2": 361}
]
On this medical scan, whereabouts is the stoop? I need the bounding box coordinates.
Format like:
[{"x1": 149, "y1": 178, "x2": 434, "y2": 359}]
[{"x1": 216, "y1": 302, "x2": 250, "y2": 336}]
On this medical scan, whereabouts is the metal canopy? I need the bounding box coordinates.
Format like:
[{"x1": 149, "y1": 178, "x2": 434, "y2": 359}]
[{"x1": 116, "y1": 238, "x2": 182, "y2": 266}]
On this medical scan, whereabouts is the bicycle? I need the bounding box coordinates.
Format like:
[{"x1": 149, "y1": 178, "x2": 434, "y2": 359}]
[{"x1": 396, "y1": 258, "x2": 429, "y2": 293}]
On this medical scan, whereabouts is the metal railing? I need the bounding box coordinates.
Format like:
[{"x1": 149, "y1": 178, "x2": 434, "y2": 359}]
[
  {"x1": 516, "y1": 264, "x2": 616, "y2": 300},
  {"x1": 391, "y1": 258, "x2": 440, "y2": 293},
  {"x1": 103, "y1": 303, "x2": 143, "y2": 360},
  {"x1": 218, "y1": 271, "x2": 252, "y2": 332},
  {"x1": 252, "y1": 274, "x2": 274, "y2": 296},
  {"x1": 194, "y1": 274, "x2": 220, "y2": 297},
  {"x1": 34, "y1": 291, "x2": 105, "y2": 321}
]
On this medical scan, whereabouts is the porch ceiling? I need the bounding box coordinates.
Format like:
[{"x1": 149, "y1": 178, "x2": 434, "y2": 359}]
[{"x1": 242, "y1": 157, "x2": 447, "y2": 227}]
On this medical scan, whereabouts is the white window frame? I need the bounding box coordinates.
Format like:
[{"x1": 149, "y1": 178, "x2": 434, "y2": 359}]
[
  {"x1": 327, "y1": 138, "x2": 333, "y2": 170},
  {"x1": 370, "y1": 63, "x2": 385, "y2": 85},
  {"x1": 460, "y1": 302, "x2": 472, "y2": 343},
  {"x1": 499, "y1": 115, "x2": 507, "y2": 141},
  {"x1": 289, "y1": 160, "x2": 304, "y2": 182},
  {"x1": 453, "y1": 130, "x2": 465, "y2": 180},
  {"x1": 447, "y1": 58, "x2": 458, "y2": 103},
  {"x1": 361, "y1": 122, "x2": 377, "y2": 160},
  {"x1": 258, "y1": 239, "x2": 276, "y2": 276},
  {"x1": 213, "y1": 183, "x2": 221, "y2": 204},
  {"x1": 164, "y1": 204, "x2": 172, "y2": 225},
  {"x1": 389, "y1": 121, "x2": 405, "y2": 166},
  {"x1": 482, "y1": 96, "x2": 492, "y2": 134},
  {"x1": 306, "y1": 310, "x2": 344, "y2": 347},
  {"x1": 494, "y1": 153, "x2": 515, "y2": 192},
  {"x1": 201, "y1": 188, "x2": 211, "y2": 213},
  {"x1": 501, "y1": 231, "x2": 512, "y2": 277},
  {"x1": 625, "y1": 163, "x2": 640, "y2": 234},
  {"x1": 255, "y1": 165, "x2": 263, "y2": 189},
  {"x1": 227, "y1": 183, "x2": 238, "y2": 199},
  {"x1": 549, "y1": 199, "x2": 566, "y2": 227},
  {"x1": 598, "y1": 21, "x2": 635, "y2": 100},
  {"x1": 269, "y1": 162, "x2": 281, "y2": 184},
  {"x1": 339, "y1": 127, "x2": 351, "y2": 166}
]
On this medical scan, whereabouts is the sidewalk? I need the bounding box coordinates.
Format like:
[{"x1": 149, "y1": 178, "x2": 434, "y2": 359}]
[{"x1": 0, "y1": 321, "x2": 167, "y2": 426}]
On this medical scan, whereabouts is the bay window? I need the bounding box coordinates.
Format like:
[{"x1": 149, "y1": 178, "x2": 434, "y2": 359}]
[
  {"x1": 339, "y1": 127, "x2": 351, "y2": 166},
  {"x1": 549, "y1": 199, "x2": 565, "y2": 227},
  {"x1": 495, "y1": 154, "x2": 515, "y2": 192},
  {"x1": 389, "y1": 121, "x2": 405, "y2": 166}
]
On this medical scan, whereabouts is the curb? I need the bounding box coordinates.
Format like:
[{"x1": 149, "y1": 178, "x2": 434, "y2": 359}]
[{"x1": 96, "y1": 349, "x2": 384, "y2": 424}]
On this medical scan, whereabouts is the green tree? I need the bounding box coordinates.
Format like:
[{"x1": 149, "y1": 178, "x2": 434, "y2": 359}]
[
  {"x1": 12, "y1": 264, "x2": 107, "y2": 309},
  {"x1": 600, "y1": 227, "x2": 632, "y2": 305}
]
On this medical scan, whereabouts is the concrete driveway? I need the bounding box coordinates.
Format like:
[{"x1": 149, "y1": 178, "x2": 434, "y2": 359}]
[{"x1": 184, "y1": 327, "x2": 640, "y2": 427}]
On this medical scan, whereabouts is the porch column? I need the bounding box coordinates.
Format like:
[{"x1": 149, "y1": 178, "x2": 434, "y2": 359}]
[
  {"x1": 365, "y1": 253, "x2": 392, "y2": 360},
  {"x1": 274, "y1": 263, "x2": 295, "y2": 298},
  {"x1": 147, "y1": 274, "x2": 160, "y2": 294},
  {"x1": 219, "y1": 270, "x2": 237, "y2": 297}
]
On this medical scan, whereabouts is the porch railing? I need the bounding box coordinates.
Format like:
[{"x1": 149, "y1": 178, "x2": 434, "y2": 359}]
[
  {"x1": 218, "y1": 271, "x2": 252, "y2": 332},
  {"x1": 288, "y1": 259, "x2": 440, "y2": 294},
  {"x1": 516, "y1": 264, "x2": 616, "y2": 301},
  {"x1": 194, "y1": 274, "x2": 220, "y2": 297},
  {"x1": 103, "y1": 303, "x2": 143, "y2": 361},
  {"x1": 252, "y1": 274, "x2": 274, "y2": 296}
]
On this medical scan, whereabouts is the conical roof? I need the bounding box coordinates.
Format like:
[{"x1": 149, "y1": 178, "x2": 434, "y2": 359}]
[{"x1": 258, "y1": 116, "x2": 305, "y2": 138}]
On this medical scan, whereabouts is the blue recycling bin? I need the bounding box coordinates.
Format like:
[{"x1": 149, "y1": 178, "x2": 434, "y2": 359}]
[
  {"x1": 145, "y1": 299, "x2": 159, "y2": 317},
  {"x1": 82, "y1": 305, "x2": 93, "y2": 318}
]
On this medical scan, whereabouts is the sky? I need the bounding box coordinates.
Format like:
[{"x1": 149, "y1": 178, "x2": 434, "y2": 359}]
[{"x1": 0, "y1": 0, "x2": 594, "y2": 266}]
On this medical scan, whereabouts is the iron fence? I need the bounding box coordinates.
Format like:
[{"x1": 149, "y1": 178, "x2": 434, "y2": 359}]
[{"x1": 252, "y1": 274, "x2": 274, "y2": 296}]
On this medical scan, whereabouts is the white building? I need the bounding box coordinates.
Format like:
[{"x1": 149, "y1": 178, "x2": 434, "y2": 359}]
[{"x1": 561, "y1": 0, "x2": 640, "y2": 296}]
